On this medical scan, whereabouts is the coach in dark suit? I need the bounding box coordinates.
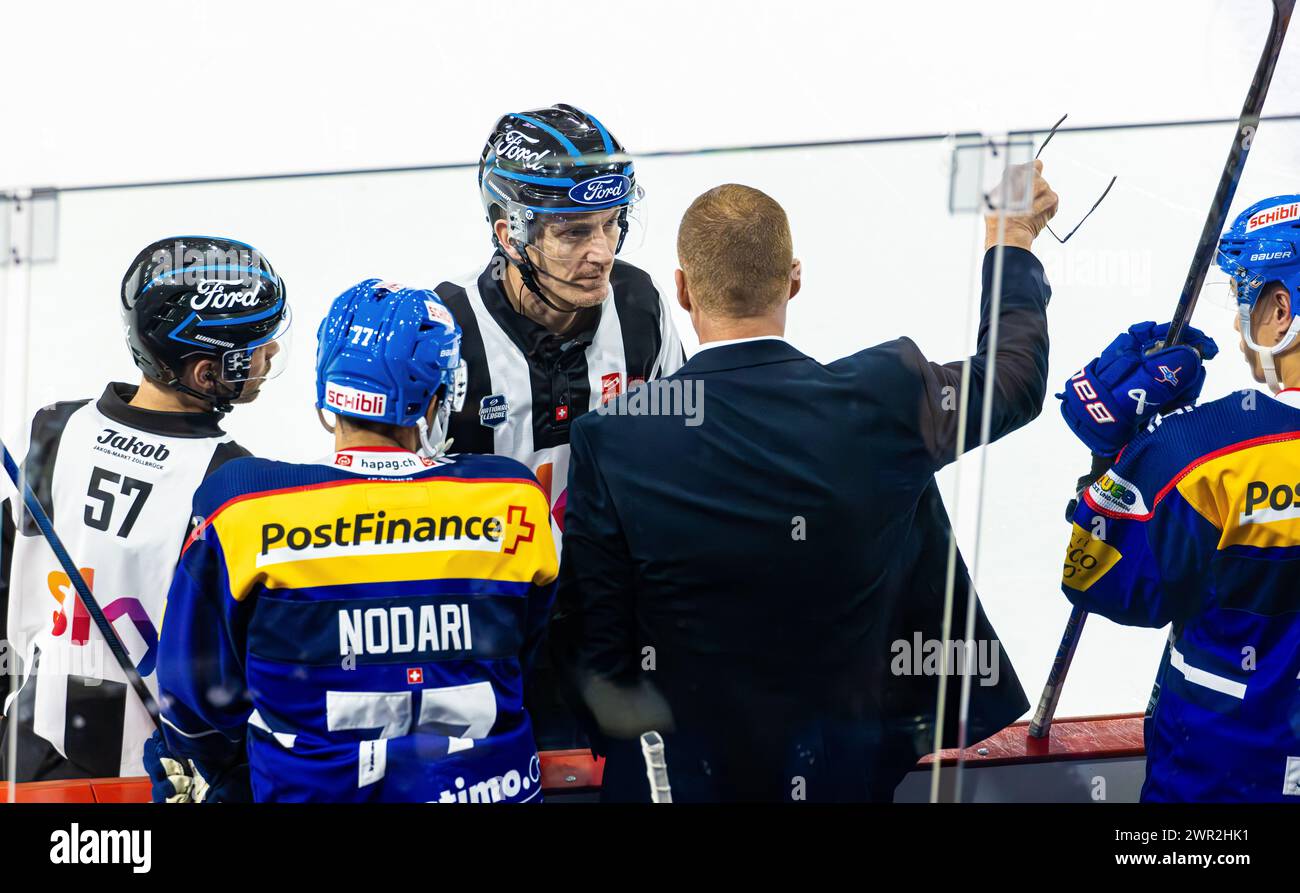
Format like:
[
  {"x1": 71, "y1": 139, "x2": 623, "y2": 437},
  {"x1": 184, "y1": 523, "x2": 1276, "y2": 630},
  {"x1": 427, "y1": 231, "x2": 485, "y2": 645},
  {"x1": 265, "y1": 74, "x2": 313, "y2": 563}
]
[{"x1": 552, "y1": 169, "x2": 1059, "y2": 801}]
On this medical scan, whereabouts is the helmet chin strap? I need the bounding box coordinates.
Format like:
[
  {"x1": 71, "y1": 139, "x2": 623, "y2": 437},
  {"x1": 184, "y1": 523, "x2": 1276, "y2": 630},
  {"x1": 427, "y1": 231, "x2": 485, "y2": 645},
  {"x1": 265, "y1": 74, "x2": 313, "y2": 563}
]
[
  {"x1": 506, "y1": 241, "x2": 590, "y2": 316},
  {"x1": 167, "y1": 376, "x2": 239, "y2": 414},
  {"x1": 416, "y1": 399, "x2": 455, "y2": 460},
  {"x1": 321, "y1": 407, "x2": 454, "y2": 459},
  {"x1": 1238, "y1": 303, "x2": 1300, "y2": 393},
  {"x1": 493, "y1": 232, "x2": 610, "y2": 317}
]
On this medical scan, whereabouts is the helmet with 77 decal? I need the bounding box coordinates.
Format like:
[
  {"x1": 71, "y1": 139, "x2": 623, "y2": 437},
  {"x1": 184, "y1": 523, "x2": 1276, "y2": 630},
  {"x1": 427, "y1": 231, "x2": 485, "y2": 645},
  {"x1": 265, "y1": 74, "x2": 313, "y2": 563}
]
[
  {"x1": 1217, "y1": 194, "x2": 1300, "y2": 391},
  {"x1": 315, "y1": 279, "x2": 468, "y2": 457}
]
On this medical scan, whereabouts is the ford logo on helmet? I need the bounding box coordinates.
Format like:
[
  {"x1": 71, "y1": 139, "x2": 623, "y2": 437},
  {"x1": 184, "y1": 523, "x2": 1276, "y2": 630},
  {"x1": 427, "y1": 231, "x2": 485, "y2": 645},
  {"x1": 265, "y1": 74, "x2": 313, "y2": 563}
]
[{"x1": 569, "y1": 174, "x2": 632, "y2": 206}]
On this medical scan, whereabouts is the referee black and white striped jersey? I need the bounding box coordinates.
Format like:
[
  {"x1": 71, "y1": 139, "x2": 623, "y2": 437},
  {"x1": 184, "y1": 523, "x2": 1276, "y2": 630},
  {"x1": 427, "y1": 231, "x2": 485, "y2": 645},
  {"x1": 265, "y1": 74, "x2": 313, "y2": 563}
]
[
  {"x1": 1, "y1": 383, "x2": 248, "y2": 781},
  {"x1": 437, "y1": 253, "x2": 684, "y2": 535}
]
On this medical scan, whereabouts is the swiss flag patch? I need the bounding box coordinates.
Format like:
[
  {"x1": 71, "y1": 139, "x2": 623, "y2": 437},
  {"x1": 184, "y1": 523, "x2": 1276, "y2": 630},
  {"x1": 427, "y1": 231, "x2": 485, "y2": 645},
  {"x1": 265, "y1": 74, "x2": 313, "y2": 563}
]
[
  {"x1": 406, "y1": 668, "x2": 424, "y2": 685},
  {"x1": 555, "y1": 405, "x2": 569, "y2": 422}
]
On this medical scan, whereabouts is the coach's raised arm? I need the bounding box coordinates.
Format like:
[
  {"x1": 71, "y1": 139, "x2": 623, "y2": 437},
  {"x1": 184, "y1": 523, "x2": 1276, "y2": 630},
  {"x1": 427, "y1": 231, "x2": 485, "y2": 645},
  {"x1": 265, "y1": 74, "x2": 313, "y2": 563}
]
[
  {"x1": 904, "y1": 159, "x2": 1059, "y2": 465},
  {"x1": 551, "y1": 171, "x2": 1058, "y2": 803}
]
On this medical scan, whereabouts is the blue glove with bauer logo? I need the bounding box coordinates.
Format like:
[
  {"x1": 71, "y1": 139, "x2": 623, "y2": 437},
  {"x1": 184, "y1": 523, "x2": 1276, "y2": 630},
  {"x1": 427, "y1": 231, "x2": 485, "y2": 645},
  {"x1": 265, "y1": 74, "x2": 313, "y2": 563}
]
[{"x1": 1058, "y1": 320, "x2": 1218, "y2": 457}]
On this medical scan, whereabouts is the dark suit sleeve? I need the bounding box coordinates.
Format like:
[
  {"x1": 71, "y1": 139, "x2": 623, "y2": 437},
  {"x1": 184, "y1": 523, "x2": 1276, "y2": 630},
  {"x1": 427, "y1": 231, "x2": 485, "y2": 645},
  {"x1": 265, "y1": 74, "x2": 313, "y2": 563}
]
[
  {"x1": 884, "y1": 246, "x2": 1051, "y2": 472},
  {"x1": 521, "y1": 580, "x2": 558, "y2": 680},
  {"x1": 550, "y1": 420, "x2": 639, "y2": 712}
]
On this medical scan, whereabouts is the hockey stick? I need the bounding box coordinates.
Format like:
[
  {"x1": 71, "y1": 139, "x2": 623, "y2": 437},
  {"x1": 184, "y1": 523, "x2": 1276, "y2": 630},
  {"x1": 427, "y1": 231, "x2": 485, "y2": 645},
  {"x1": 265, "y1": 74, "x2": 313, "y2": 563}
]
[
  {"x1": 639, "y1": 731, "x2": 673, "y2": 803},
  {"x1": 1028, "y1": 0, "x2": 1296, "y2": 739},
  {"x1": 1, "y1": 439, "x2": 163, "y2": 732}
]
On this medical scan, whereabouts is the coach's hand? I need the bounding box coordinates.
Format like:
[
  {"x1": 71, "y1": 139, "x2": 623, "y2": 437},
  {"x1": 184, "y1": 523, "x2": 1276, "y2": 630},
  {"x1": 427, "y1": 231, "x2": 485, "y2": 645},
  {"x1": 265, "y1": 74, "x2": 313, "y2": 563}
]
[
  {"x1": 1058, "y1": 320, "x2": 1218, "y2": 457},
  {"x1": 985, "y1": 159, "x2": 1059, "y2": 250}
]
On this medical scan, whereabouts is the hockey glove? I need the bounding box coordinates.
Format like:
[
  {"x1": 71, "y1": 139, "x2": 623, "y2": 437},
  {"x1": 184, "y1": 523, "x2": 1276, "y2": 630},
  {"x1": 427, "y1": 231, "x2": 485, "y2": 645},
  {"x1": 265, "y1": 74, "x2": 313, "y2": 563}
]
[
  {"x1": 1058, "y1": 320, "x2": 1218, "y2": 457},
  {"x1": 143, "y1": 730, "x2": 209, "y2": 803}
]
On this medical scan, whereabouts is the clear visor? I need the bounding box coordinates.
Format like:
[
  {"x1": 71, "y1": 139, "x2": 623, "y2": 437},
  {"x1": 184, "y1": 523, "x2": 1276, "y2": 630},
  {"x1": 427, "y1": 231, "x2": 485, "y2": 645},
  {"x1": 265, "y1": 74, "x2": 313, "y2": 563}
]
[
  {"x1": 1200, "y1": 275, "x2": 1240, "y2": 312},
  {"x1": 515, "y1": 189, "x2": 647, "y2": 265},
  {"x1": 1201, "y1": 262, "x2": 1271, "y2": 313},
  {"x1": 220, "y1": 304, "x2": 293, "y2": 384}
]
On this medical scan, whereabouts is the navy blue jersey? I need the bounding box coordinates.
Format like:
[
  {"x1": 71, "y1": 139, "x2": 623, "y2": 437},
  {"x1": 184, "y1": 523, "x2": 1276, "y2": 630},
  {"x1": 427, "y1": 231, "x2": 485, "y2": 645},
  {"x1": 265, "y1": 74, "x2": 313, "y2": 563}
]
[
  {"x1": 157, "y1": 446, "x2": 558, "y2": 802},
  {"x1": 1065, "y1": 389, "x2": 1300, "y2": 802}
]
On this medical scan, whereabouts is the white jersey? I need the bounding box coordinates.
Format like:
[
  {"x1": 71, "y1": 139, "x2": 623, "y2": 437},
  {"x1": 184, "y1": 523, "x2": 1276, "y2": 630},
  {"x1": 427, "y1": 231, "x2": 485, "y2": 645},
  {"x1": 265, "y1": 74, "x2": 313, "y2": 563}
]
[
  {"x1": 437, "y1": 255, "x2": 684, "y2": 546},
  {"x1": 1, "y1": 383, "x2": 247, "y2": 780}
]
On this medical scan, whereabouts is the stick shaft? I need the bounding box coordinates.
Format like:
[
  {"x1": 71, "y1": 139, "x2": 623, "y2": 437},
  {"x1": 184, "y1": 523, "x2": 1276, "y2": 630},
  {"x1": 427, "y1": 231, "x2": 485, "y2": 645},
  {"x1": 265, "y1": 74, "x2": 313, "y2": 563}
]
[
  {"x1": 1165, "y1": 0, "x2": 1295, "y2": 348},
  {"x1": 1033, "y1": 0, "x2": 1294, "y2": 738}
]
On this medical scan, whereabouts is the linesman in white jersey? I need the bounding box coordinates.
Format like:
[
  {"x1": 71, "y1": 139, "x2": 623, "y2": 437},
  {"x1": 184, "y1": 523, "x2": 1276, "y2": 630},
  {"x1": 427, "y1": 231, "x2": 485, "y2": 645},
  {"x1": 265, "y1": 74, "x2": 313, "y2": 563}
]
[
  {"x1": 432, "y1": 105, "x2": 684, "y2": 747},
  {"x1": 0, "y1": 235, "x2": 290, "y2": 781}
]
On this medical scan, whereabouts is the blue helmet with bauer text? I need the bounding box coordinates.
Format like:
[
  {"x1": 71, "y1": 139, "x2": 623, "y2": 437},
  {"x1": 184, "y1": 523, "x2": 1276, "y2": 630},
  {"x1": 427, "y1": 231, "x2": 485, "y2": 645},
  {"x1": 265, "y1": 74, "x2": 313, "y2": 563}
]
[
  {"x1": 1217, "y1": 195, "x2": 1300, "y2": 389},
  {"x1": 1217, "y1": 194, "x2": 1300, "y2": 308}
]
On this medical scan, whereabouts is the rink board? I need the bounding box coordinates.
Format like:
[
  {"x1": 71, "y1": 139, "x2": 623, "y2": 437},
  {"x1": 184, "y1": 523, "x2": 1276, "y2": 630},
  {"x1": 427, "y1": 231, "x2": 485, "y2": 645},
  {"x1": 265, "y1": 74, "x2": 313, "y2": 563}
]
[{"x1": 5, "y1": 714, "x2": 1146, "y2": 803}]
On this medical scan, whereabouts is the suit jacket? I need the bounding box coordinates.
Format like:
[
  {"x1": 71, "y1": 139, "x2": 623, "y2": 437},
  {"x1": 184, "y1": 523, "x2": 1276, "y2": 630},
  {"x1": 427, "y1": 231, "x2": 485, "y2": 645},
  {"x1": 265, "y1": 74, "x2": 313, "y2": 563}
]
[{"x1": 551, "y1": 246, "x2": 1051, "y2": 801}]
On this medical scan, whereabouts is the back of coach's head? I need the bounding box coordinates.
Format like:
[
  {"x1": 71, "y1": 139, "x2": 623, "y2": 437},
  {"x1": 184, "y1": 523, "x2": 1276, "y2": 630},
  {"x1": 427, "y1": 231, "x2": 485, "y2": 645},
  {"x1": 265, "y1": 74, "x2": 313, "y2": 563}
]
[{"x1": 674, "y1": 184, "x2": 801, "y2": 334}]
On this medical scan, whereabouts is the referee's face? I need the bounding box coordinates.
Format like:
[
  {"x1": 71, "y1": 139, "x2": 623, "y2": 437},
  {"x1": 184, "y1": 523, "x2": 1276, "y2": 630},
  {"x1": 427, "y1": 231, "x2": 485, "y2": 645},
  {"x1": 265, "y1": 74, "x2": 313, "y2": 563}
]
[{"x1": 531, "y1": 209, "x2": 620, "y2": 308}]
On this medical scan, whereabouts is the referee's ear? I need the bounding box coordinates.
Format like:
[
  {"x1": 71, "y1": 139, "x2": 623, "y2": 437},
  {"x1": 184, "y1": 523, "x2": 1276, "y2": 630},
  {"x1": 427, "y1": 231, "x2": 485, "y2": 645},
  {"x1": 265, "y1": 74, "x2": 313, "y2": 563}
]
[
  {"x1": 788, "y1": 258, "x2": 802, "y2": 303},
  {"x1": 674, "y1": 268, "x2": 692, "y2": 314},
  {"x1": 494, "y1": 218, "x2": 525, "y2": 263}
]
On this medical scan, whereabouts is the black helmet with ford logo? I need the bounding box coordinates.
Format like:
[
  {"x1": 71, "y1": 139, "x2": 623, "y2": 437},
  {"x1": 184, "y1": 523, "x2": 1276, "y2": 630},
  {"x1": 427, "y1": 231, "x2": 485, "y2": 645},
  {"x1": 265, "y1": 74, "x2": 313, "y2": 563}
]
[
  {"x1": 120, "y1": 235, "x2": 290, "y2": 410},
  {"x1": 478, "y1": 104, "x2": 643, "y2": 309}
]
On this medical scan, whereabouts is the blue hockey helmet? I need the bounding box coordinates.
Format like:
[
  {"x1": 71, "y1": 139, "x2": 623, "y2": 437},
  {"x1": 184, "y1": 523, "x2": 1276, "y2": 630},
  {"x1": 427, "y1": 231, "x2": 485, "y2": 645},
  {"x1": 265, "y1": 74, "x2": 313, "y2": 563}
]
[
  {"x1": 1217, "y1": 195, "x2": 1300, "y2": 389},
  {"x1": 315, "y1": 280, "x2": 467, "y2": 448}
]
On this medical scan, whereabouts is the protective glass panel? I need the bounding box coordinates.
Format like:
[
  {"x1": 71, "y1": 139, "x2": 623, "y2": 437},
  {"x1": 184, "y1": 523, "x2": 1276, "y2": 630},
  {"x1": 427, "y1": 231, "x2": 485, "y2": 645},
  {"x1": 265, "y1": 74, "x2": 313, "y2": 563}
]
[{"x1": 2, "y1": 113, "x2": 1297, "y2": 805}]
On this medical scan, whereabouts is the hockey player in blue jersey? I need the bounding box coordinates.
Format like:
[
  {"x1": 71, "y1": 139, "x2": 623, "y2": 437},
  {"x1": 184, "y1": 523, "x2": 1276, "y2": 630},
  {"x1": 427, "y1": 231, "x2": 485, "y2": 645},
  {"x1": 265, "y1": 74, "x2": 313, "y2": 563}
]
[
  {"x1": 1059, "y1": 194, "x2": 1300, "y2": 802},
  {"x1": 147, "y1": 279, "x2": 558, "y2": 802}
]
